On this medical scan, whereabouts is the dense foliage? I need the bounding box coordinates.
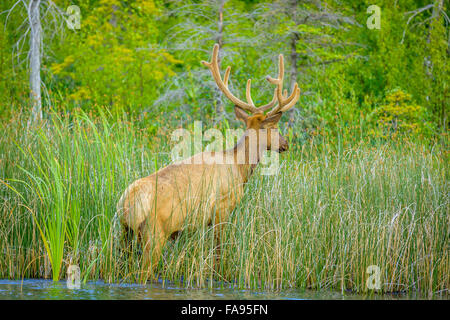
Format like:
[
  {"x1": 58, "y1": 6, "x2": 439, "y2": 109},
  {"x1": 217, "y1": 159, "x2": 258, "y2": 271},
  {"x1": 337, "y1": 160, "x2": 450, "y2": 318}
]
[{"x1": 0, "y1": 0, "x2": 448, "y2": 138}]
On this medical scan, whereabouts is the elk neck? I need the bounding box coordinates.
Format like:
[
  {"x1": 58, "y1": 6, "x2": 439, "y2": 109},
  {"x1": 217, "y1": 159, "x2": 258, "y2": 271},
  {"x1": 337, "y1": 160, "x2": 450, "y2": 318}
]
[{"x1": 226, "y1": 130, "x2": 267, "y2": 183}]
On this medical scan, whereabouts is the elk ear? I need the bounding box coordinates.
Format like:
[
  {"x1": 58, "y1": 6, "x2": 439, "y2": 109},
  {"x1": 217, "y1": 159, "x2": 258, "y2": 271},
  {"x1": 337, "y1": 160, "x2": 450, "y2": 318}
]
[
  {"x1": 234, "y1": 106, "x2": 249, "y2": 123},
  {"x1": 261, "y1": 112, "x2": 282, "y2": 127}
]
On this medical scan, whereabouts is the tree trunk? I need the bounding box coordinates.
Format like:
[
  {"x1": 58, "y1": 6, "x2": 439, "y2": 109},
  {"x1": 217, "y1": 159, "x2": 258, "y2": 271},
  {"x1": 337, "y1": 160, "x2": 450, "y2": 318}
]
[
  {"x1": 425, "y1": 0, "x2": 445, "y2": 130},
  {"x1": 29, "y1": 0, "x2": 42, "y2": 125},
  {"x1": 431, "y1": 0, "x2": 446, "y2": 131},
  {"x1": 217, "y1": 1, "x2": 224, "y2": 54},
  {"x1": 214, "y1": 0, "x2": 226, "y2": 120},
  {"x1": 287, "y1": 0, "x2": 299, "y2": 128}
]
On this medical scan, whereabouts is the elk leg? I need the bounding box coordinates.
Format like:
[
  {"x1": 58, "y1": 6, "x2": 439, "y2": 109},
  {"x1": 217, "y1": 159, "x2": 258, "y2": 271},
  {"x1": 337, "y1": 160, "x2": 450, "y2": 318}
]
[
  {"x1": 139, "y1": 221, "x2": 166, "y2": 282},
  {"x1": 212, "y1": 205, "x2": 229, "y2": 272},
  {"x1": 213, "y1": 223, "x2": 225, "y2": 272},
  {"x1": 120, "y1": 225, "x2": 134, "y2": 253},
  {"x1": 212, "y1": 197, "x2": 237, "y2": 274}
]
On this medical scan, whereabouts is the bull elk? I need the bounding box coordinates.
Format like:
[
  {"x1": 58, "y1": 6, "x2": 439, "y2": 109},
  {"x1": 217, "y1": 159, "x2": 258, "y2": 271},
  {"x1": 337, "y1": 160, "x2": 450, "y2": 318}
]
[{"x1": 116, "y1": 44, "x2": 300, "y2": 280}]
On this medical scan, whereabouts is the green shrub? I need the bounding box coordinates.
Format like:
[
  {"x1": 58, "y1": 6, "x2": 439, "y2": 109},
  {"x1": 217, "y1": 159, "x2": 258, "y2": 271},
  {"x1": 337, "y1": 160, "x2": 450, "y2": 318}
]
[{"x1": 369, "y1": 89, "x2": 434, "y2": 139}]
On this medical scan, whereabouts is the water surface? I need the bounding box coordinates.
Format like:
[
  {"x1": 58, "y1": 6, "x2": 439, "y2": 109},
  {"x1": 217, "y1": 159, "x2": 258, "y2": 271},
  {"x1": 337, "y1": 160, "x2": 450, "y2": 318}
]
[{"x1": 1, "y1": 279, "x2": 437, "y2": 300}]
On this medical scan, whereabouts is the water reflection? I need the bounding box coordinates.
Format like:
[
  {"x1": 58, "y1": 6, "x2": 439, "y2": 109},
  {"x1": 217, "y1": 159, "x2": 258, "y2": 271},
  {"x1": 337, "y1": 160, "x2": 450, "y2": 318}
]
[{"x1": 0, "y1": 279, "x2": 432, "y2": 300}]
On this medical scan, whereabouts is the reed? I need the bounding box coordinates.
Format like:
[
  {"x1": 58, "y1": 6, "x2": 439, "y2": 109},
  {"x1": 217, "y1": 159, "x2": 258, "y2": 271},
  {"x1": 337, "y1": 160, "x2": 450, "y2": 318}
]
[{"x1": 0, "y1": 110, "x2": 448, "y2": 297}]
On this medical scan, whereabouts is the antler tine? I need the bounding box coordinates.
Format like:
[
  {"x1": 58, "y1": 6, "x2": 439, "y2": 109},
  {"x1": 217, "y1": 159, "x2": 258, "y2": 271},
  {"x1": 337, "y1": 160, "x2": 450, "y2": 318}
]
[
  {"x1": 246, "y1": 79, "x2": 254, "y2": 107},
  {"x1": 265, "y1": 54, "x2": 301, "y2": 115},
  {"x1": 266, "y1": 54, "x2": 285, "y2": 106},
  {"x1": 264, "y1": 55, "x2": 285, "y2": 115},
  {"x1": 258, "y1": 84, "x2": 299, "y2": 115},
  {"x1": 254, "y1": 55, "x2": 285, "y2": 114},
  {"x1": 255, "y1": 88, "x2": 278, "y2": 113},
  {"x1": 281, "y1": 87, "x2": 301, "y2": 112},
  {"x1": 201, "y1": 44, "x2": 259, "y2": 114},
  {"x1": 283, "y1": 83, "x2": 299, "y2": 105},
  {"x1": 267, "y1": 87, "x2": 301, "y2": 116},
  {"x1": 223, "y1": 66, "x2": 231, "y2": 88}
]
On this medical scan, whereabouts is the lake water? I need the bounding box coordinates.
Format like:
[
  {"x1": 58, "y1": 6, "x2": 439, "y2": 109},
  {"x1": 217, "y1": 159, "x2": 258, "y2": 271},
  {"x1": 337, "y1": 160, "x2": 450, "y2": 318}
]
[{"x1": 0, "y1": 279, "x2": 437, "y2": 300}]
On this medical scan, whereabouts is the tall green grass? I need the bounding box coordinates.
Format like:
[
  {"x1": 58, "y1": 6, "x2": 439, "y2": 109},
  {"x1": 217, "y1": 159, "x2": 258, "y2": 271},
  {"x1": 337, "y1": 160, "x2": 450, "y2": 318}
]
[{"x1": 0, "y1": 110, "x2": 448, "y2": 297}]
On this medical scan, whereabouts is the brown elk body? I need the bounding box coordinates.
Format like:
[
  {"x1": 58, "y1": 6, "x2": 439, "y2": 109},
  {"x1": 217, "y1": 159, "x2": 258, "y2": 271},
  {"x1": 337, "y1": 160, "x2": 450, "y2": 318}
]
[{"x1": 116, "y1": 44, "x2": 300, "y2": 279}]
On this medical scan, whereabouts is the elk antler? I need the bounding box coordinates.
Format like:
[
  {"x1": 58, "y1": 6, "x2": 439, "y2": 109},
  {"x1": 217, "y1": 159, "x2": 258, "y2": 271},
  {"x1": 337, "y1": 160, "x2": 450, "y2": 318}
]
[
  {"x1": 202, "y1": 44, "x2": 259, "y2": 114},
  {"x1": 202, "y1": 44, "x2": 300, "y2": 116},
  {"x1": 265, "y1": 54, "x2": 301, "y2": 116}
]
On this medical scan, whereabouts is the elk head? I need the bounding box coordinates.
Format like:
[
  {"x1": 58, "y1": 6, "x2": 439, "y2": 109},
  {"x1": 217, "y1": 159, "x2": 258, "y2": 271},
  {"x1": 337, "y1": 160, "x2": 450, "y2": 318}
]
[{"x1": 202, "y1": 44, "x2": 300, "y2": 154}]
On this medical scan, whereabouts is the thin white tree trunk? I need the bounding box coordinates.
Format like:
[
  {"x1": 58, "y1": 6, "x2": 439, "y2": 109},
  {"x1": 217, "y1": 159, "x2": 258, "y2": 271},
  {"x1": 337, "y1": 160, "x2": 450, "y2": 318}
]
[
  {"x1": 287, "y1": 0, "x2": 299, "y2": 127},
  {"x1": 215, "y1": 0, "x2": 225, "y2": 118},
  {"x1": 29, "y1": 0, "x2": 42, "y2": 124}
]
